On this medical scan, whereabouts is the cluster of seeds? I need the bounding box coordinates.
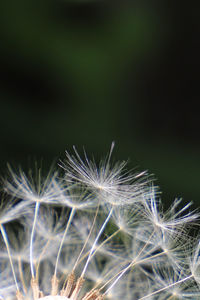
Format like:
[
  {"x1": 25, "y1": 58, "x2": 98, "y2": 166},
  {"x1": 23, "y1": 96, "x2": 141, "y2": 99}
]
[{"x1": 0, "y1": 145, "x2": 200, "y2": 299}]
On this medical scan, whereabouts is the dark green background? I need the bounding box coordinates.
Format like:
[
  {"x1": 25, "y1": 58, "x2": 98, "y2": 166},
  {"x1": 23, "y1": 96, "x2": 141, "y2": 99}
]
[{"x1": 0, "y1": 1, "x2": 199, "y2": 207}]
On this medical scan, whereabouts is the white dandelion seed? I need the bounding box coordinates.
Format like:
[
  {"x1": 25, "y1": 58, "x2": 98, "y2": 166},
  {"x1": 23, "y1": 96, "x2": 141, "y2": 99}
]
[
  {"x1": 4, "y1": 166, "x2": 68, "y2": 279},
  {"x1": 142, "y1": 185, "x2": 199, "y2": 235},
  {"x1": 61, "y1": 143, "x2": 148, "y2": 206}
]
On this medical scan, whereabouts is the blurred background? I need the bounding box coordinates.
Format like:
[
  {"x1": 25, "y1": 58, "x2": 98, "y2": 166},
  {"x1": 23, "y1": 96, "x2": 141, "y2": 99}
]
[{"x1": 0, "y1": 1, "x2": 199, "y2": 207}]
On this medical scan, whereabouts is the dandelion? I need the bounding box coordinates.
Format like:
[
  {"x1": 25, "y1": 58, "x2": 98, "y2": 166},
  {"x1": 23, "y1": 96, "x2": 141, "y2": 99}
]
[{"x1": 0, "y1": 146, "x2": 200, "y2": 300}]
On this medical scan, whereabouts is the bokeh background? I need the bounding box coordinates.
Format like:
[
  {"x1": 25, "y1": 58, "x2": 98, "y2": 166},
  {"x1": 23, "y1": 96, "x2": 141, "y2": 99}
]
[{"x1": 0, "y1": 1, "x2": 199, "y2": 207}]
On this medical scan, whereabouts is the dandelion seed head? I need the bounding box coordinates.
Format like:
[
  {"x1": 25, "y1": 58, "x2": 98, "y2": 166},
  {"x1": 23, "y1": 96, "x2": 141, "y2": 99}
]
[{"x1": 0, "y1": 147, "x2": 200, "y2": 300}]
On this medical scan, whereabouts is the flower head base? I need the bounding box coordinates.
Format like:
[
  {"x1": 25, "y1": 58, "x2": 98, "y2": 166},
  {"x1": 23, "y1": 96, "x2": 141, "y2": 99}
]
[{"x1": 0, "y1": 146, "x2": 200, "y2": 300}]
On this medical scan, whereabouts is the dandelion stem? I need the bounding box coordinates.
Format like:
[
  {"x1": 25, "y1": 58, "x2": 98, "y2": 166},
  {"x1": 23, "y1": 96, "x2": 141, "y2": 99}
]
[
  {"x1": 102, "y1": 250, "x2": 167, "y2": 294},
  {"x1": 138, "y1": 274, "x2": 193, "y2": 300},
  {"x1": 30, "y1": 201, "x2": 40, "y2": 278},
  {"x1": 91, "y1": 228, "x2": 121, "y2": 259},
  {"x1": 81, "y1": 207, "x2": 113, "y2": 278},
  {"x1": 36, "y1": 238, "x2": 52, "y2": 282},
  {"x1": 18, "y1": 256, "x2": 27, "y2": 293},
  {"x1": 54, "y1": 207, "x2": 76, "y2": 276},
  {"x1": 72, "y1": 205, "x2": 100, "y2": 272},
  {"x1": 102, "y1": 230, "x2": 156, "y2": 294},
  {"x1": 76, "y1": 227, "x2": 121, "y2": 270},
  {"x1": 0, "y1": 224, "x2": 19, "y2": 291}
]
